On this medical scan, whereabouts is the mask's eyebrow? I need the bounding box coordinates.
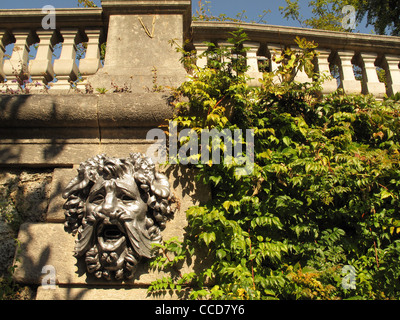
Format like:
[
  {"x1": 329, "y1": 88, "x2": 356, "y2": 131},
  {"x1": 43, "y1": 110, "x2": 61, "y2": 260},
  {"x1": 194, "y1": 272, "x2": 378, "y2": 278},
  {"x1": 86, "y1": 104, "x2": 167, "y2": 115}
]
[
  {"x1": 115, "y1": 180, "x2": 139, "y2": 197},
  {"x1": 89, "y1": 184, "x2": 105, "y2": 197},
  {"x1": 88, "y1": 178, "x2": 107, "y2": 197}
]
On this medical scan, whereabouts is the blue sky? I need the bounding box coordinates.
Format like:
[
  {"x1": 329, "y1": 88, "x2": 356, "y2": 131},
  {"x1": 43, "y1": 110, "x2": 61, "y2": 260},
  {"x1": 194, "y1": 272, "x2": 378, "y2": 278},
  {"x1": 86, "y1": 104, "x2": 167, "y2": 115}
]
[{"x1": 0, "y1": 0, "x2": 373, "y2": 34}]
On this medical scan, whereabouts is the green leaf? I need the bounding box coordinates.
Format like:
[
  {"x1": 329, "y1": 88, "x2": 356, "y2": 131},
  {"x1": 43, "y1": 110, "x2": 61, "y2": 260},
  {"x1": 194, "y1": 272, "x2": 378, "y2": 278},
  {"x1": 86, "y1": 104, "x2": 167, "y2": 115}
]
[
  {"x1": 216, "y1": 249, "x2": 226, "y2": 260},
  {"x1": 201, "y1": 232, "x2": 216, "y2": 246},
  {"x1": 282, "y1": 136, "x2": 291, "y2": 146},
  {"x1": 223, "y1": 201, "x2": 231, "y2": 212},
  {"x1": 380, "y1": 189, "x2": 392, "y2": 200}
]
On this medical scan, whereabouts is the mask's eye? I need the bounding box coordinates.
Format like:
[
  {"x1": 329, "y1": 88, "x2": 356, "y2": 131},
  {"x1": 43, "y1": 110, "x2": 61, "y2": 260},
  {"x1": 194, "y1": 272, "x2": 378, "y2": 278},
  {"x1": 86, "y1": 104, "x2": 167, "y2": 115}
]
[
  {"x1": 91, "y1": 194, "x2": 104, "y2": 205},
  {"x1": 120, "y1": 194, "x2": 136, "y2": 203}
]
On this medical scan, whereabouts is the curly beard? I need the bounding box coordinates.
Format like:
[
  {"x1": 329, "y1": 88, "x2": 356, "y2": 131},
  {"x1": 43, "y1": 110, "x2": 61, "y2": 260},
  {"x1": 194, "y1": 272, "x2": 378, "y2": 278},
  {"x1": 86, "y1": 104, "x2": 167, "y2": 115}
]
[{"x1": 84, "y1": 245, "x2": 139, "y2": 280}]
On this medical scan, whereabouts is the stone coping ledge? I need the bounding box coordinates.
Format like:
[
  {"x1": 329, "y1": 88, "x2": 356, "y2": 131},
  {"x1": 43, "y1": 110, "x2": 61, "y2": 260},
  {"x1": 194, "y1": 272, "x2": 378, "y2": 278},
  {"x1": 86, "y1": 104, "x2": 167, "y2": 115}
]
[
  {"x1": 0, "y1": 8, "x2": 104, "y2": 29},
  {"x1": 0, "y1": 93, "x2": 174, "y2": 129},
  {"x1": 102, "y1": 0, "x2": 191, "y2": 11},
  {"x1": 192, "y1": 21, "x2": 400, "y2": 54}
]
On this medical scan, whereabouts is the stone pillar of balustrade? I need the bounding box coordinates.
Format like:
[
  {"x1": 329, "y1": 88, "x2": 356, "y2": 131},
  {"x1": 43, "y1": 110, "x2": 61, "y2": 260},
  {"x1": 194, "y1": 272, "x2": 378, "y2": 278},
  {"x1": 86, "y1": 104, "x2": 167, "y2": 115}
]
[
  {"x1": 193, "y1": 40, "x2": 209, "y2": 70},
  {"x1": 244, "y1": 41, "x2": 262, "y2": 86},
  {"x1": 382, "y1": 54, "x2": 400, "y2": 97},
  {"x1": 336, "y1": 50, "x2": 361, "y2": 95},
  {"x1": 51, "y1": 29, "x2": 82, "y2": 93},
  {"x1": 88, "y1": 0, "x2": 191, "y2": 93},
  {"x1": 27, "y1": 30, "x2": 61, "y2": 93},
  {"x1": 359, "y1": 52, "x2": 386, "y2": 99},
  {"x1": 3, "y1": 30, "x2": 37, "y2": 92},
  {"x1": 315, "y1": 49, "x2": 338, "y2": 95},
  {"x1": 76, "y1": 29, "x2": 103, "y2": 92},
  {"x1": 266, "y1": 43, "x2": 283, "y2": 84}
]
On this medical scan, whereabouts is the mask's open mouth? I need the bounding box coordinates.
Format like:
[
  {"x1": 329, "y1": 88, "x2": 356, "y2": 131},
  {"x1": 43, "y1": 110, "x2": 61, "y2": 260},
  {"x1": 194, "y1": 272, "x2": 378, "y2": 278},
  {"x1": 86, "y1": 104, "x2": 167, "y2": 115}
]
[
  {"x1": 103, "y1": 225, "x2": 123, "y2": 239},
  {"x1": 97, "y1": 223, "x2": 126, "y2": 252}
]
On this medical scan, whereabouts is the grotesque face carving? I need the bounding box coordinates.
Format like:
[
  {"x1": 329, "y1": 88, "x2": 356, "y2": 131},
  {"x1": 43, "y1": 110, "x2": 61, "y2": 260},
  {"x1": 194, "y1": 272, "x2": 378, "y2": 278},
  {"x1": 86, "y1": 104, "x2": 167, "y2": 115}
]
[{"x1": 63, "y1": 154, "x2": 173, "y2": 281}]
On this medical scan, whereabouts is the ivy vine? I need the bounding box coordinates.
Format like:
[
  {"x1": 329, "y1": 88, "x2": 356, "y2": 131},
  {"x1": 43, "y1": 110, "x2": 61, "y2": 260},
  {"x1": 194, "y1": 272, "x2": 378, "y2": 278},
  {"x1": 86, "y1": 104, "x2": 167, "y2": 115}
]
[{"x1": 149, "y1": 29, "x2": 400, "y2": 300}]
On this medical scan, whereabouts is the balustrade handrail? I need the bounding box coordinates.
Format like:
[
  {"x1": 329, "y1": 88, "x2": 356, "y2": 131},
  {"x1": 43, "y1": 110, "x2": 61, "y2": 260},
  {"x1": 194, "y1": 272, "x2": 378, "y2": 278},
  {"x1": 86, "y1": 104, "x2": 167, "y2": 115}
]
[
  {"x1": 192, "y1": 20, "x2": 400, "y2": 54},
  {"x1": 0, "y1": 8, "x2": 104, "y2": 29}
]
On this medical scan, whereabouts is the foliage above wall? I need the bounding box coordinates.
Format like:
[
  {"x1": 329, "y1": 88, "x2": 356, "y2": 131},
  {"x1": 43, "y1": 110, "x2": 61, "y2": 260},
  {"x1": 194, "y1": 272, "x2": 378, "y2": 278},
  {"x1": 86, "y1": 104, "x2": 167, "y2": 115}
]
[{"x1": 149, "y1": 29, "x2": 400, "y2": 300}]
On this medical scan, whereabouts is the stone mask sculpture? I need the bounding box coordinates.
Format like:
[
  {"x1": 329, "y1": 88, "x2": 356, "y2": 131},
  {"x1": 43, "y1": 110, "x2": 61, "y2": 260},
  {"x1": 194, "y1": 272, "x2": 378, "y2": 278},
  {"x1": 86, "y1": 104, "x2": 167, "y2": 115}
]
[{"x1": 63, "y1": 153, "x2": 173, "y2": 281}]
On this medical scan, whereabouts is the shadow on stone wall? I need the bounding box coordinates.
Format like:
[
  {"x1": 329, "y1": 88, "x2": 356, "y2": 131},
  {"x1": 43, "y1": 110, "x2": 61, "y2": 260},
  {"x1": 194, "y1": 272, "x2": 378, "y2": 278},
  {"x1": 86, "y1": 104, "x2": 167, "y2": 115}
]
[{"x1": 0, "y1": 95, "x2": 103, "y2": 167}]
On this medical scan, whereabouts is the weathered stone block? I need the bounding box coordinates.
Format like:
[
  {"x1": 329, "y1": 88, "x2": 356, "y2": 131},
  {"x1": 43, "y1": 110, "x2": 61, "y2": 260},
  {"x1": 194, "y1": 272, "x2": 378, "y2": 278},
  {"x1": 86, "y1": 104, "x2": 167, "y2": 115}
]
[
  {"x1": 0, "y1": 169, "x2": 53, "y2": 275},
  {"x1": 0, "y1": 142, "x2": 156, "y2": 166},
  {"x1": 36, "y1": 286, "x2": 188, "y2": 300},
  {"x1": 47, "y1": 167, "x2": 78, "y2": 223}
]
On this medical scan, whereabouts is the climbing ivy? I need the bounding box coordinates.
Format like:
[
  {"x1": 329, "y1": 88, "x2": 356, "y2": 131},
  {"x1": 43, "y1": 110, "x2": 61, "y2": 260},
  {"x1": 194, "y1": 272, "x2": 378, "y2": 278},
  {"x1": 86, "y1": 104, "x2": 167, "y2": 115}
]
[{"x1": 149, "y1": 29, "x2": 400, "y2": 300}]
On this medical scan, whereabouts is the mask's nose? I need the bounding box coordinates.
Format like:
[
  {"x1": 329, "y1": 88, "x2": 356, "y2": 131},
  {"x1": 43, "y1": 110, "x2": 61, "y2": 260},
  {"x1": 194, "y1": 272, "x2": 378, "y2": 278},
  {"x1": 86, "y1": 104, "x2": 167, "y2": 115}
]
[{"x1": 100, "y1": 192, "x2": 117, "y2": 218}]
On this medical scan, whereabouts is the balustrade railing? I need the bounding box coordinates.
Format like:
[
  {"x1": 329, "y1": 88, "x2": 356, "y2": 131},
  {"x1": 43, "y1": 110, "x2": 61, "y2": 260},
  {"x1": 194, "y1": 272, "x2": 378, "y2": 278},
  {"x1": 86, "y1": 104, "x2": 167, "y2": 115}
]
[
  {"x1": 0, "y1": 6, "x2": 399, "y2": 98},
  {"x1": 0, "y1": 8, "x2": 104, "y2": 93},
  {"x1": 192, "y1": 21, "x2": 400, "y2": 99}
]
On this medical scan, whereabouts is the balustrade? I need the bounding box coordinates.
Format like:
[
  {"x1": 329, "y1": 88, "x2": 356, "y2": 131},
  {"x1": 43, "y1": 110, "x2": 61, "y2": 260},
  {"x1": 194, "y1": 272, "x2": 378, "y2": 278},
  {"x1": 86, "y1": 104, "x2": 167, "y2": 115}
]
[
  {"x1": 0, "y1": 7, "x2": 399, "y2": 98},
  {"x1": 192, "y1": 21, "x2": 400, "y2": 98},
  {"x1": 0, "y1": 8, "x2": 104, "y2": 94},
  {"x1": 0, "y1": 27, "x2": 103, "y2": 93}
]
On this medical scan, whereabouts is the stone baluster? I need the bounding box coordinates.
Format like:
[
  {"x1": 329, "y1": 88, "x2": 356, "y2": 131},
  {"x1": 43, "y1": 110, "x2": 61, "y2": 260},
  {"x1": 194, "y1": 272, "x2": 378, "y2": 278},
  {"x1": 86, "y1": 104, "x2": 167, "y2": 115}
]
[
  {"x1": 336, "y1": 50, "x2": 361, "y2": 94},
  {"x1": 382, "y1": 54, "x2": 400, "y2": 97},
  {"x1": 315, "y1": 49, "x2": 338, "y2": 94},
  {"x1": 0, "y1": 30, "x2": 13, "y2": 84},
  {"x1": 52, "y1": 29, "x2": 81, "y2": 93},
  {"x1": 0, "y1": 32, "x2": 5, "y2": 83},
  {"x1": 244, "y1": 41, "x2": 262, "y2": 86},
  {"x1": 27, "y1": 30, "x2": 61, "y2": 93},
  {"x1": 193, "y1": 40, "x2": 209, "y2": 70},
  {"x1": 218, "y1": 40, "x2": 234, "y2": 73},
  {"x1": 77, "y1": 29, "x2": 103, "y2": 91},
  {"x1": 291, "y1": 45, "x2": 313, "y2": 83},
  {"x1": 359, "y1": 52, "x2": 386, "y2": 99},
  {"x1": 3, "y1": 30, "x2": 37, "y2": 91},
  {"x1": 0, "y1": 30, "x2": 13, "y2": 93},
  {"x1": 219, "y1": 40, "x2": 248, "y2": 77},
  {"x1": 266, "y1": 43, "x2": 283, "y2": 84}
]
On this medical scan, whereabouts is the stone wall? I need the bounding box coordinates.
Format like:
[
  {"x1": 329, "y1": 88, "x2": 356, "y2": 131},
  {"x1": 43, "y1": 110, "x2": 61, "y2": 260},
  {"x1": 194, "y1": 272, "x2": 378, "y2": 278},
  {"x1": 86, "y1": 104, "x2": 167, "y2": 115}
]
[{"x1": 0, "y1": 169, "x2": 52, "y2": 299}]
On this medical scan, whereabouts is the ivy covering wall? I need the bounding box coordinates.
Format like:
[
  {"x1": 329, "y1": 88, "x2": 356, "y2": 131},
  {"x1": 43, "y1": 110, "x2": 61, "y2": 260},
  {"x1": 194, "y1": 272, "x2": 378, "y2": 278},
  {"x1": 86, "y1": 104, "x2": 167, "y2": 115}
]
[{"x1": 149, "y1": 30, "x2": 400, "y2": 300}]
